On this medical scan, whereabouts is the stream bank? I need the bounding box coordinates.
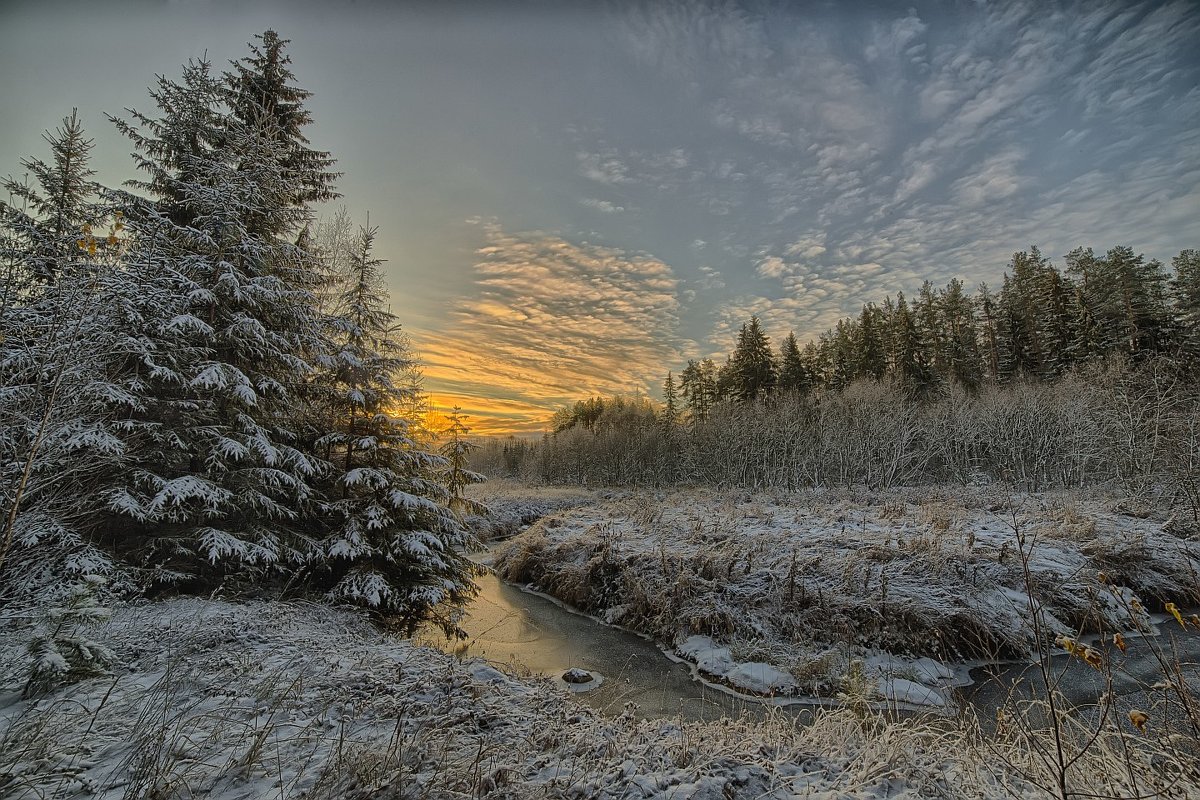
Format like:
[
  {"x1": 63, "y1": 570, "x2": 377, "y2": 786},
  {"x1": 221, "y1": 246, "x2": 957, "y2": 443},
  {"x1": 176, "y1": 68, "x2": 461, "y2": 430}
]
[{"x1": 421, "y1": 538, "x2": 1199, "y2": 725}]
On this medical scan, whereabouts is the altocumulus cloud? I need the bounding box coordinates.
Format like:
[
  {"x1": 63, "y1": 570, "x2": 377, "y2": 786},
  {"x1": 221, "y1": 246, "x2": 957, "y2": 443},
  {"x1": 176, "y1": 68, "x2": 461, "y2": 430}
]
[{"x1": 413, "y1": 224, "x2": 691, "y2": 435}]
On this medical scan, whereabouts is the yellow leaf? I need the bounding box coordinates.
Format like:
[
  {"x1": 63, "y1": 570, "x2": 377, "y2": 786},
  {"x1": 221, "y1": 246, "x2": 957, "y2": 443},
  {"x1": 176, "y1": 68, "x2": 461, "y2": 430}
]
[
  {"x1": 1166, "y1": 602, "x2": 1185, "y2": 628},
  {"x1": 1113, "y1": 633, "x2": 1126, "y2": 653},
  {"x1": 1128, "y1": 709, "x2": 1149, "y2": 733},
  {"x1": 87, "y1": 240, "x2": 97, "y2": 257}
]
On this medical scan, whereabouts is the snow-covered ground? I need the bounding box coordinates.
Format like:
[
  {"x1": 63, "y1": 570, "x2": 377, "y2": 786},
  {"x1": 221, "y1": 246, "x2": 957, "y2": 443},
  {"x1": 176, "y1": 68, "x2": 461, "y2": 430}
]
[
  {"x1": 4, "y1": 597, "x2": 1196, "y2": 799},
  {"x1": 461, "y1": 479, "x2": 603, "y2": 541},
  {"x1": 494, "y1": 487, "x2": 1200, "y2": 706}
]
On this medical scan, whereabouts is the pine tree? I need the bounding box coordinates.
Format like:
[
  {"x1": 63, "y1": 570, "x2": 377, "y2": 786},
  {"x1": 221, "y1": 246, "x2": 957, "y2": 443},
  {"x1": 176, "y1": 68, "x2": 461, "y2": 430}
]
[
  {"x1": 995, "y1": 248, "x2": 1050, "y2": 380},
  {"x1": 777, "y1": 331, "x2": 811, "y2": 393},
  {"x1": 225, "y1": 30, "x2": 339, "y2": 218},
  {"x1": 940, "y1": 279, "x2": 982, "y2": 389},
  {"x1": 1, "y1": 114, "x2": 161, "y2": 581},
  {"x1": 1093, "y1": 245, "x2": 1171, "y2": 358},
  {"x1": 680, "y1": 358, "x2": 717, "y2": 420},
  {"x1": 3, "y1": 36, "x2": 478, "y2": 631},
  {"x1": 1068, "y1": 285, "x2": 1102, "y2": 363},
  {"x1": 889, "y1": 293, "x2": 932, "y2": 395},
  {"x1": 800, "y1": 340, "x2": 824, "y2": 390},
  {"x1": 824, "y1": 322, "x2": 854, "y2": 390},
  {"x1": 661, "y1": 371, "x2": 680, "y2": 427},
  {"x1": 0, "y1": 110, "x2": 105, "y2": 286},
  {"x1": 104, "y1": 56, "x2": 328, "y2": 577},
  {"x1": 975, "y1": 283, "x2": 1002, "y2": 382},
  {"x1": 315, "y1": 225, "x2": 476, "y2": 625},
  {"x1": 854, "y1": 304, "x2": 887, "y2": 381},
  {"x1": 439, "y1": 407, "x2": 487, "y2": 518},
  {"x1": 715, "y1": 356, "x2": 737, "y2": 402},
  {"x1": 915, "y1": 281, "x2": 945, "y2": 386},
  {"x1": 1033, "y1": 265, "x2": 1075, "y2": 376},
  {"x1": 729, "y1": 316, "x2": 776, "y2": 401},
  {"x1": 1171, "y1": 249, "x2": 1200, "y2": 364},
  {"x1": 23, "y1": 575, "x2": 116, "y2": 697}
]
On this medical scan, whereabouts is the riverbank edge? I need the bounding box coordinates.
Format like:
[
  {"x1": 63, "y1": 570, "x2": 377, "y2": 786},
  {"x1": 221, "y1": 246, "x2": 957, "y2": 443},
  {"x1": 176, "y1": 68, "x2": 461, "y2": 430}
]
[{"x1": 488, "y1": 487, "x2": 1200, "y2": 713}]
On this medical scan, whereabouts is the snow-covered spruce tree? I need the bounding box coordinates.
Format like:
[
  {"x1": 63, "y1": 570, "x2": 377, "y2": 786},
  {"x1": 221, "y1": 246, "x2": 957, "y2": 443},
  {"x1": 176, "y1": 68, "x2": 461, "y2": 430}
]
[
  {"x1": 22, "y1": 574, "x2": 116, "y2": 697},
  {"x1": 104, "y1": 56, "x2": 329, "y2": 582},
  {"x1": 225, "y1": 30, "x2": 339, "y2": 217},
  {"x1": 314, "y1": 224, "x2": 477, "y2": 631},
  {"x1": 1, "y1": 113, "x2": 105, "y2": 574},
  {"x1": 0, "y1": 111, "x2": 106, "y2": 288},
  {"x1": 438, "y1": 407, "x2": 487, "y2": 518},
  {"x1": 0, "y1": 112, "x2": 165, "y2": 591}
]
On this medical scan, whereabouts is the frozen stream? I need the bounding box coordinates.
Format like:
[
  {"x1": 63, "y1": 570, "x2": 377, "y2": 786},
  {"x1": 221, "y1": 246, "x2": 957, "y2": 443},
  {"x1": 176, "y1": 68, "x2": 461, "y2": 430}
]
[
  {"x1": 965, "y1": 623, "x2": 1200, "y2": 729},
  {"x1": 417, "y1": 548, "x2": 776, "y2": 722},
  {"x1": 419, "y1": 542, "x2": 1199, "y2": 723}
]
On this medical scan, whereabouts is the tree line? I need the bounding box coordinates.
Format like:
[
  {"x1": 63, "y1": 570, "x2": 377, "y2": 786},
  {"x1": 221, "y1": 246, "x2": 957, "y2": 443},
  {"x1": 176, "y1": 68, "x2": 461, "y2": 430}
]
[
  {"x1": 652, "y1": 245, "x2": 1199, "y2": 420},
  {"x1": 525, "y1": 360, "x2": 1200, "y2": 516},
  {"x1": 0, "y1": 32, "x2": 478, "y2": 629},
  {"x1": 526, "y1": 246, "x2": 1199, "y2": 509}
]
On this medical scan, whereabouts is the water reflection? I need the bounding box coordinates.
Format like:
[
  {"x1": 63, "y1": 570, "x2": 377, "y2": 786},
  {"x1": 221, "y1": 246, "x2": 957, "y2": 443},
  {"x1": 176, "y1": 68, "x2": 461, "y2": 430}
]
[
  {"x1": 962, "y1": 624, "x2": 1200, "y2": 733},
  {"x1": 418, "y1": 565, "x2": 783, "y2": 721},
  {"x1": 419, "y1": 547, "x2": 1198, "y2": 726}
]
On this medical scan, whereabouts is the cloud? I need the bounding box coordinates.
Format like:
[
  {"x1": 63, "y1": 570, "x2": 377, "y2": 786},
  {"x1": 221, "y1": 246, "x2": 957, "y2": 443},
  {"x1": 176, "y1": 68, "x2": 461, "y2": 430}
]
[
  {"x1": 710, "y1": 294, "x2": 843, "y2": 356},
  {"x1": 411, "y1": 223, "x2": 691, "y2": 434},
  {"x1": 784, "y1": 234, "x2": 827, "y2": 260},
  {"x1": 423, "y1": 391, "x2": 555, "y2": 438},
  {"x1": 564, "y1": 1, "x2": 1196, "y2": 381},
  {"x1": 696, "y1": 265, "x2": 725, "y2": 290},
  {"x1": 573, "y1": 139, "x2": 702, "y2": 195},
  {"x1": 1071, "y1": 2, "x2": 1200, "y2": 121},
  {"x1": 755, "y1": 256, "x2": 789, "y2": 280},
  {"x1": 620, "y1": 0, "x2": 774, "y2": 84},
  {"x1": 580, "y1": 198, "x2": 625, "y2": 213},
  {"x1": 576, "y1": 148, "x2": 632, "y2": 184},
  {"x1": 950, "y1": 147, "x2": 1026, "y2": 207},
  {"x1": 429, "y1": 1, "x2": 1199, "y2": 428}
]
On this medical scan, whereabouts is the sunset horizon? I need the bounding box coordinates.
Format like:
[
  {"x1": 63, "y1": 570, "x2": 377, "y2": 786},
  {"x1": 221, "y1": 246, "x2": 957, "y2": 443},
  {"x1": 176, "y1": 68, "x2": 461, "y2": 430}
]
[{"x1": 4, "y1": 0, "x2": 1197, "y2": 436}]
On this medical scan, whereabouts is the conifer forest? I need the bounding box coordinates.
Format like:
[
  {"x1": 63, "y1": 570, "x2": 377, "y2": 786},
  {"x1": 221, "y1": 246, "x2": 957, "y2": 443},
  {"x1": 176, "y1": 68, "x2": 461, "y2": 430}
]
[{"x1": 1, "y1": 8, "x2": 1198, "y2": 800}]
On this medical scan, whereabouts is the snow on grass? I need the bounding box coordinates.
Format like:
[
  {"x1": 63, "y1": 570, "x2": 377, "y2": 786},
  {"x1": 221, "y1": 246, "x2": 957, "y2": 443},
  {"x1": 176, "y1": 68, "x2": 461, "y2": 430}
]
[
  {"x1": 494, "y1": 487, "x2": 1200, "y2": 706},
  {"x1": 3, "y1": 596, "x2": 1195, "y2": 799},
  {"x1": 461, "y1": 478, "x2": 604, "y2": 541}
]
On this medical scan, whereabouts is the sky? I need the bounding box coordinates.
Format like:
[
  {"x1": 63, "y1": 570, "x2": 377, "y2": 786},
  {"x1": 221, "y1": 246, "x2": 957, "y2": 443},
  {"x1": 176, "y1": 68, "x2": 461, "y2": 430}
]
[{"x1": 2, "y1": 0, "x2": 1198, "y2": 436}]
